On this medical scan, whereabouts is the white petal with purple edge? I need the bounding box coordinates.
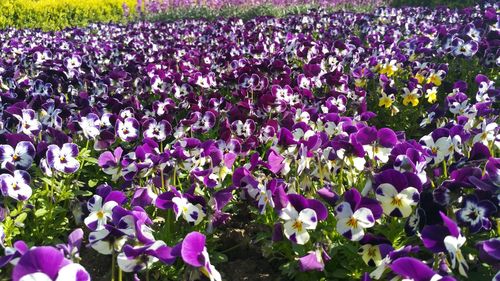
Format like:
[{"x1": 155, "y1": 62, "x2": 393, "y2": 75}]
[
  {"x1": 353, "y1": 208, "x2": 375, "y2": 228},
  {"x1": 19, "y1": 272, "x2": 53, "y2": 281},
  {"x1": 55, "y1": 263, "x2": 90, "y2": 281},
  {"x1": 298, "y1": 208, "x2": 317, "y2": 230}
]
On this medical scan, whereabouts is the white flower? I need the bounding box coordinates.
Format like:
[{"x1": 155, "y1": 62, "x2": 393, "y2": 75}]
[
  {"x1": 280, "y1": 203, "x2": 317, "y2": 245},
  {"x1": 335, "y1": 202, "x2": 375, "y2": 241}
]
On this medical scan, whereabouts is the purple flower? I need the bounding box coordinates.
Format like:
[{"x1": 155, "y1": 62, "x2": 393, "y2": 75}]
[
  {"x1": 63, "y1": 54, "x2": 82, "y2": 69},
  {"x1": 172, "y1": 195, "x2": 206, "y2": 225},
  {"x1": 116, "y1": 117, "x2": 140, "y2": 142},
  {"x1": 390, "y1": 257, "x2": 455, "y2": 281},
  {"x1": 117, "y1": 241, "x2": 174, "y2": 272},
  {"x1": 46, "y1": 143, "x2": 80, "y2": 174},
  {"x1": 98, "y1": 147, "x2": 123, "y2": 181},
  {"x1": 0, "y1": 241, "x2": 28, "y2": 268},
  {"x1": 280, "y1": 202, "x2": 317, "y2": 245},
  {"x1": 57, "y1": 228, "x2": 84, "y2": 262},
  {"x1": 84, "y1": 194, "x2": 118, "y2": 231},
  {"x1": 231, "y1": 119, "x2": 255, "y2": 139},
  {"x1": 12, "y1": 246, "x2": 90, "y2": 281},
  {"x1": 0, "y1": 141, "x2": 35, "y2": 170},
  {"x1": 421, "y1": 212, "x2": 468, "y2": 277},
  {"x1": 181, "y1": 232, "x2": 221, "y2": 281},
  {"x1": 191, "y1": 112, "x2": 216, "y2": 134},
  {"x1": 13, "y1": 109, "x2": 41, "y2": 137},
  {"x1": 298, "y1": 248, "x2": 331, "y2": 272},
  {"x1": 0, "y1": 170, "x2": 32, "y2": 201},
  {"x1": 78, "y1": 113, "x2": 101, "y2": 139},
  {"x1": 456, "y1": 195, "x2": 496, "y2": 233},
  {"x1": 142, "y1": 118, "x2": 172, "y2": 142},
  {"x1": 476, "y1": 238, "x2": 500, "y2": 266}
]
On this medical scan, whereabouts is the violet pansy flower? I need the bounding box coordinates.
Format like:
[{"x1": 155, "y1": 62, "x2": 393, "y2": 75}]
[
  {"x1": 0, "y1": 141, "x2": 35, "y2": 170},
  {"x1": 279, "y1": 194, "x2": 327, "y2": 245},
  {"x1": 421, "y1": 212, "x2": 469, "y2": 277},
  {"x1": 14, "y1": 109, "x2": 41, "y2": 137},
  {"x1": 181, "y1": 232, "x2": 221, "y2": 281},
  {"x1": 390, "y1": 257, "x2": 455, "y2": 281},
  {"x1": 298, "y1": 248, "x2": 331, "y2": 272},
  {"x1": 117, "y1": 241, "x2": 174, "y2": 273},
  {"x1": 116, "y1": 117, "x2": 140, "y2": 142},
  {"x1": 456, "y1": 195, "x2": 496, "y2": 233},
  {"x1": 172, "y1": 195, "x2": 206, "y2": 226},
  {"x1": 98, "y1": 147, "x2": 123, "y2": 181},
  {"x1": 57, "y1": 228, "x2": 84, "y2": 262},
  {"x1": 78, "y1": 113, "x2": 101, "y2": 139},
  {"x1": 0, "y1": 170, "x2": 32, "y2": 201},
  {"x1": 46, "y1": 143, "x2": 80, "y2": 174},
  {"x1": 84, "y1": 194, "x2": 118, "y2": 231},
  {"x1": 142, "y1": 118, "x2": 172, "y2": 142},
  {"x1": 280, "y1": 203, "x2": 317, "y2": 245},
  {"x1": 12, "y1": 246, "x2": 90, "y2": 281},
  {"x1": 335, "y1": 188, "x2": 381, "y2": 241}
]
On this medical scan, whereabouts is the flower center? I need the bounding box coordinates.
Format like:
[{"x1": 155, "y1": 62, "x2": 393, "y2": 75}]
[
  {"x1": 431, "y1": 147, "x2": 438, "y2": 154},
  {"x1": 467, "y1": 209, "x2": 479, "y2": 221},
  {"x1": 367, "y1": 247, "x2": 377, "y2": 257},
  {"x1": 391, "y1": 195, "x2": 403, "y2": 207},
  {"x1": 96, "y1": 210, "x2": 104, "y2": 219},
  {"x1": 292, "y1": 219, "x2": 303, "y2": 232},
  {"x1": 347, "y1": 217, "x2": 358, "y2": 228},
  {"x1": 12, "y1": 153, "x2": 20, "y2": 161}
]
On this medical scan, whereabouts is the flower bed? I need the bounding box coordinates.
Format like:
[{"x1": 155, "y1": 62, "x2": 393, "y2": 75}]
[{"x1": 0, "y1": 3, "x2": 498, "y2": 281}]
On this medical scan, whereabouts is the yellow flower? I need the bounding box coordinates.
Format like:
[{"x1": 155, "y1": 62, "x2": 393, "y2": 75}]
[
  {"x1": 402, "y1": 88, "x2": 420, "y2": 107},
  {"x1": 403, "y1": 94, "x2": 419, "y2": 106},
  {"x1": 427, "y1": 73, "x2": 442, "y2": 86},
  {"x1": 415, "y1": 73, "x2": 425, "y2": 84},
  {"x1": 426, "y1": 87, "x2": 438, "y2": 103},
  {"x1": 379, "y1": 92, "x2": 394, "y2": 108},
  {"x1": 379, "y1": 62, "x2": 398, "y2": 77}
]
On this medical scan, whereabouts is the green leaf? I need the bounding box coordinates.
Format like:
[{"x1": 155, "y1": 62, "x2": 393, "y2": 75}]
[
  {"x1": 34, "y1": 208, "x2": 48, "y2": 217},
  {"x1": 88, "y1": 179, "x2": 98, "y2": 187},
  {"x1": 15, "y1": 213, "x2": 27, "y2": 224}
]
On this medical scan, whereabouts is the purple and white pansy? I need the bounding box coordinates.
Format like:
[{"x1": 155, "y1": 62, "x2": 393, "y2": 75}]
[
  {"x1": 46, "y1": 143, "x2": 80, "y2": 174},
  {"x1": 0, "y1": 4, "x2": 498, "y2": 281},
  {"x1": 374, "y1": 169, "x2": 421, "y2": 218},
  {"x1": 335, "y1": 189, "x2": 382, "y2": 241},
  {"x1": 0, "y1": 141, "x2": 35, "y2": 170},
  {"x1": 0, "y1": 170, "x2": 32, "y2": 201}
]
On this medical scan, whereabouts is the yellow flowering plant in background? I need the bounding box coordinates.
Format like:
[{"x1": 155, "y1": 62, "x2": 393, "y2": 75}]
[{"x1": 0, "y1": 0, "x2": 137, "y2": 31}]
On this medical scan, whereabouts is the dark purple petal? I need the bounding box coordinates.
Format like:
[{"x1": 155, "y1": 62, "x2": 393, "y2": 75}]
[
  {"x1": 390, "y1": 257, "x2": 437, "y2": 281},
  {"x1": 13, "y1": 246, "x2": 70, "y2": 281}
]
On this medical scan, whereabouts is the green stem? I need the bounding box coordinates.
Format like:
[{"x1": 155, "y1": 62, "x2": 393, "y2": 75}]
[
  {"x1": 118, "y1": 268, "x2": 123, "y2": 281},
  {"x1": 338, "y1": 156, "x2": 346, "y2": 194},
  {"x1": 442, "y1": 160, "x2": 448, "y2": 179},
  {"x1": 317, "y1": 154, "x2": 324, "y2": 188},
  {"x1": 111, "y1": 252, "x2": 116, "y2": 281}
]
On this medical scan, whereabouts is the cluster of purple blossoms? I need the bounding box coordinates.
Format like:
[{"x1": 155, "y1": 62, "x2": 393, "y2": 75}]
[{"x1": 0, "y1": 2, "x2": 498, "y2": 281}]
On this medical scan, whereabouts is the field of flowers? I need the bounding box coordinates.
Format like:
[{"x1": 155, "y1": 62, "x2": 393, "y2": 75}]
[{"x1": 0, "y1": 2, "x2": 498, "y2": 281}]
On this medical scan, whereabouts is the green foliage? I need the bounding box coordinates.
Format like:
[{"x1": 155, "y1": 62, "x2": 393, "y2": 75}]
[
  {"x1": 0, "y1": 0, "x2": 137, "y2": 31},
  {"x1": 146, "y1": 4, "x2": 376, "y2": 23},
  {"x1": 391, "y1": 0, "x2": 482, "y2": 8}
]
